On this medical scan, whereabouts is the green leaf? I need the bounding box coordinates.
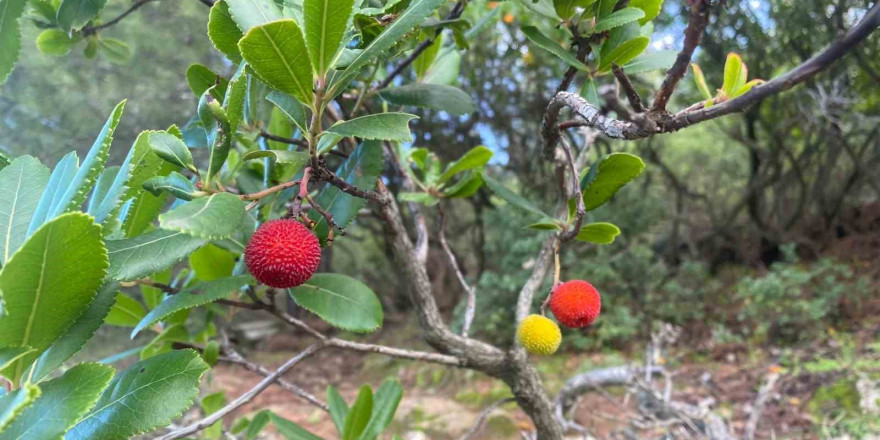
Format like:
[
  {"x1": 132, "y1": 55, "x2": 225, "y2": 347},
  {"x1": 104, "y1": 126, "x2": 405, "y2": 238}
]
[
  {"x1": 328, "y1": 0, "x2": 446, "y2": 96},
  {"x1": 246, "y1": 410, "x2": 271, "y2": 440},
  {"x1": 270, "y1": 413, "x2": 324, "y2": 440},
  {"x1": 289, "y1": 273, "x2": 383, "y2": 333},
  {"x1": 553, "y1": 0, "x2": 597, "y2": 21},
  {"x1": 148, "y1": 131, "x2": 196, "y2": 172},
  {"x1": 412, "y1": 31, "x2": 441, "y2": 80},
  {"x1": 200, "y1": 391, "x2": 227, "y2": 439},
  {"x1": 89, "y1": 142, "x2": 135, "y2": 227},
  {"x1": 30, "y1": 281, "x2": 118, "y2": 382},
  {"x1": 242, "y1": 150, "x2": 310, "y2": 170},
  {"x1": 580, "y1": 77, "x2": 599, "y2": 104},
  {"x1": 106, "y1": 229, "x2": 208, "y2": 281},
  {"x1": 526, "y1": 219, "x2": 563, "y2": 230},
  {"x1": 159, "y1": 192, "x2": 248, "y2": 240},
  {"x1": 521, "y1": 26, "x2": 588, "y2": 71},
  {"x1": 224, "y1": 62, "x2": 249, "y2": 132},
  {"x1": 189, "y1": 243, "x2": 236, "y2": 281},
  {"x1": 593, "y1": 7, "x2": 644, "y2": 33},
  {"x1": 98, "y1": 37, "x2": 132, "y2": 64},
  {"x1": 623, "y1": 50, "x2": 676, "y2": 74},
  {"x1": 56, "y1": 0, "x2": 106, "y2": 31},
  {"x1": 225, "y1": 0, "x2": 282, "y2": 31},
  {"x1": 438, "y1": 146, "x2": 492, "y2": 184},
  {"x1": 0, "y1": 213, "x2": 108, "y2": 384},
  {"x1": 0, "y1": 385, "x2": 39, "y2": 432},
  {"x1": 327, "y1": 386, "x2": 349, "y2": 434},
  {"x1": 721, "y1": 52, "x2": 746, "y2": 97},
  {"x1": 30, "y1": 101, "x2": 125, "y2": 231},
  {"x1": 239, "y1": 19, "x2": 315, "y2": 107},
  {"x1": 575, "y1": 222, "x2": 621, "y2": 244},
  {"x1": 423, "y1": 49, "x2": 460, "y2": 85},
  {"x1": 597, "y1": 0, "x2": 616, "y2": 17},
  {"x1": 325, "y1": 113, "x2": 418, "y2": 142},
  {"x1": 358, "y1": 379, "x2": 402, "y2": 440},
  {"x1": 580, "y1": 153, "x2": 645, "y2": 211},
  {"x1": 35, "y1": 29, "x2": 78, "y2": 56},
  {"x1": 0, "y1": 155, "x2": 49, "y2": 265},
  {"x1": 131, "y1": 276, "x2": 251, "y2": 337},
  {"x1": 343, "y1": 386, "x2": 373, "y2": 440},
  {"x1": 208, "y1": 0, "x2": 244, "y2": 63},
  {"x1": 378, "y1": 84, "x2": 476, "y2": 116},
  {"x1": 398, "y1": 192, "x2": 437, "y2": 206},
  {"x1": 630, "y1": 0, "x2": 663, "y2": 25},
  {"x1": 691, "y1": 63, "x2": 712, "y2": 100},
  {"x1": 442, "y1": 172, "x2": 483, "y2": 198},
  {"x1": 0, "y1": 0, "x2": 27, "y2": 84},
  {"x1": 732, "y1": 78, "x2": 764, "y2": 98},
  {"x1": 267, "y1": 90, "x2": 308, "y2": 133},
  {"x1": 0, "y1": 347, "x2": 35, "y2": 371},
  {"x1": 143, "y1": 171, "x2": 200, "y2": 201},
  {"x1": 66, "y1": 350, "x2": 209, "y2": 440},
  {"x1": 26, "y1": 152, "x2": 77, "y2": 236},
  {"x1": 186, "y1": 64, "x2": 229, "y2": 101},
  {"x1": 598, "y1": 36, "x2": 649, "y2": 72},
  {"x1": 308, "y1": 140, "x2": 383, "y2": 240},
  {"x1": 304, "y1": 0, "x2": 355, "y2": 75},
  {"x1": 120, "y1": 131, "x2": 181, "y2": 237},
  {"x1": 483, "y1": 175, "x2": 554, "y2": 221},
  {"x1": 139, "y1": 323, "x2": 188, "y2": 360},
  {"x1": 105, "y1": 293, "x2": 147, "y2": 327},
  {"x1": 0, "y1": 363, "x2": 114, "y2": 440}
]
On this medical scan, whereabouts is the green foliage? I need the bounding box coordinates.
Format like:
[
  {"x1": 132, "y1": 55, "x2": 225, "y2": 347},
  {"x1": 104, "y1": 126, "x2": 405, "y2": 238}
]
[
  {"x1": 131, "y1": 276, "x2": 251, "y2": 337},
  {"x1": 378, "y1": 84, "x2": 477, "y2": 116},
  {"x1": 0, "y1": 156, "x2": 49, "y2": 265},
  {"x1": 239, "y1": 19, "x2": 315, "y2": 107},
  {"x1": 735, "y1": 245, "x2": 869, "y2": 342},
  {"x1": 0, "y1": 0, "x2": 28, "y2": 83},
  {"x1": 106, "y1": 229, "x2": 208, "y2": 281},
  {"x1": 326, "y1": 113, "x2": 419, "y2": 142},
  {"x1": 0, "y1": 213, "x2": 108, "y2": 384},
  {"x1": 580, "y1": 153, "x2": 646, "y2": 211},
  {"x1": 303, "y1": 0, "x2": 355, "y2": 75},
  {"x1": 521, "y1": 26, "x2": 589, "y2": 71},
  {"x1": 0, "y1": 362, "x2": 114, "y2": 440},
  {"x1": 66, "y1": 350, "x2": 209, "y2": 440},
  {"x1": 158, "y1": 192, "x2": 248, "y2": 239}
]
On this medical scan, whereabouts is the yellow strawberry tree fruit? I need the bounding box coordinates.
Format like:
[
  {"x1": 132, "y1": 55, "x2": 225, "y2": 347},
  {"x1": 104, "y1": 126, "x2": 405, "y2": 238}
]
[{"x1": 516, "y1": 314, "x2": 562, "y2": 355}]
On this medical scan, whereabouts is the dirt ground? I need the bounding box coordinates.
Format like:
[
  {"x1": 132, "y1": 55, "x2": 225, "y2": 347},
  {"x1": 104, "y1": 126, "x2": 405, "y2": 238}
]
[{"x1": 196, "y1": 323, "x2": 878, "y2": 440}]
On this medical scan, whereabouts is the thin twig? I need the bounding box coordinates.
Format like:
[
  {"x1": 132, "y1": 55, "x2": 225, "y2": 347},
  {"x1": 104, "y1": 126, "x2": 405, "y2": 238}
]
[
  {"x1": 438, "y1": 209, "x2": 476, "y2": 337},
  {"x1": 373, "y1": 0, "x2": 467, "y2": 90},
  {"x1": 156, "y1": 343, "x2": 324, "y2": 440},
  {"x1": 240, "y1": 179, "x2": 301, "y2": 201},
  {"x1": 612, "y1": 64, "x2": 647, "y2": 113},
  {"x1": 543, "y1": 2, "x2": 880, "y2": 145},
  {"x1": 81, "y1": 0, "x2": 160, "y2": 35},
  {"x1": 745, "y1": 372, "x2": 780, "y2": 440},
  {"x1": 459, "y1": 397, "x2": 516, "y2": 440},
  {"x1": 558, "y1": 135, "x2": 586, "y2": 242},
  {"x1": 651, "y1": 0, "x2": 712, "y2": 112},
  {"x1": 219, "y1": 339, "x2": 328, "y2": 412}
]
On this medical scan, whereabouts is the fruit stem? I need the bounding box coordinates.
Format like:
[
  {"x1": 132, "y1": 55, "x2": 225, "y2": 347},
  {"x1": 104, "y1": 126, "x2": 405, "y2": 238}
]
[{"x1": 540, "y1": 243, "x2": 562, "y2": 316}]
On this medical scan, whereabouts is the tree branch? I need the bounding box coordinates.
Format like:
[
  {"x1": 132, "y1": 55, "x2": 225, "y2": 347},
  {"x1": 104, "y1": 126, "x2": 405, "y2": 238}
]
[
  {"x1": 459, "y1": 397, "x2": 516, "y2": 440},
  {"x1": 543, "y1": 2, "x2": 880, "y2": 146},
  {"x1": 156, "y1": 343, "x2": 324, "y2": 440},
  {"x1": 373, "y1": 0, "x2": 467, "y2": 90},
  {"x1": 81, "y1": 0, "x2": 161, "y2": 35},
  {"x1": 612, "y1": 64, "x2": 647, "y2": 113},
  {"x1": 651, "y1": 0, "x2": 712, "y2": 112},
  {"x1": 438, "y1": 209, "x2": 476, "y2": 337}
]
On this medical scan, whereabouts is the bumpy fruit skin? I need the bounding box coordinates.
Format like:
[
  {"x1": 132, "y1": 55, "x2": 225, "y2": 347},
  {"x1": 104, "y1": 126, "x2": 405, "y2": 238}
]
[
  {"x1": 244, "y1": 219, "x2": 321, "y2": 288},
  {"x1": 516, "y1": 314, "x2": 562, "y2": 355},
  {"x1": 549, "y1": 280, "x2": 601, "y2": 328}
]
